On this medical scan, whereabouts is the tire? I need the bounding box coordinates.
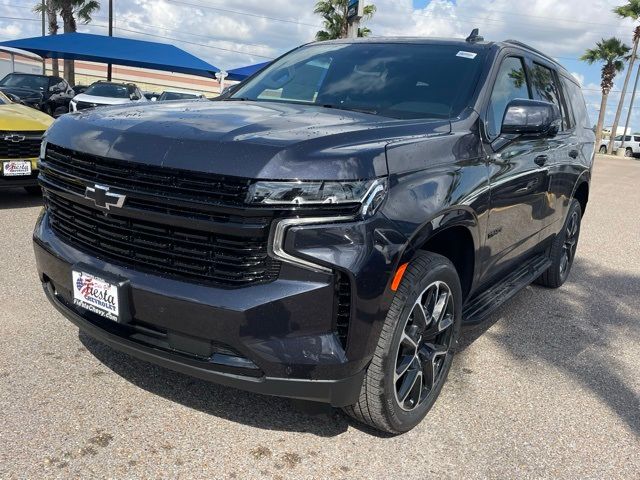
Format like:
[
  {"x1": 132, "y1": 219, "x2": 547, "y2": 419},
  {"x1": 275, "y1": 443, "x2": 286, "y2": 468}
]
[
  {"x1": 626, "y1": 148, "x2": 633, "y2": 157},
  {"x1": 24, "y1": 186, "x2": 41, "y2": 195},
  {"x1": 343, "y1": 252, "x2": 462, "y2": 434},
  {"x1": 599, "y1": 145, "x2": 607, "y2": 154},
  {"x1": 535, "y1": 199, "x2": 582, "y2": 288}
]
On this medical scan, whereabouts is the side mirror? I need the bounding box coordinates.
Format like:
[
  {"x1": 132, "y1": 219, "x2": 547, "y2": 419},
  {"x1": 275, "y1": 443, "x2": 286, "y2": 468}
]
[{"x1": 501, "y1": 99, "x2": 561, "y2": 138}]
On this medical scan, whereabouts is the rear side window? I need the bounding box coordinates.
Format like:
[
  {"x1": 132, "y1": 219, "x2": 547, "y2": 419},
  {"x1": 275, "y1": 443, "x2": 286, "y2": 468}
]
[
  {"x1": 487, "y1": 56, "x2": 531, "y2": 139},
  {"x1": 562, "y1": 77, "x2": 591, "y2": 129},
  {"x1": 530, "y1": 63, "x2": 571, "y2": 130}
]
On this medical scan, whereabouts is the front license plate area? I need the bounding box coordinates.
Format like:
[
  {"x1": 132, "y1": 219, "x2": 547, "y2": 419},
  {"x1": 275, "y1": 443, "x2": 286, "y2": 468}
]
[
  {"x1": 2, "y1": 161, "x2": 32, "y2": 176},
  {"x1": 71, "y1": 266, "x2": 130, "y2": 323}
]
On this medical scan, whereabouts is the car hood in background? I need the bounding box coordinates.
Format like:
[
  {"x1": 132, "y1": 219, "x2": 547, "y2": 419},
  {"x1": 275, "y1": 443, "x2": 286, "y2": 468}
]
[
  {"x1": 72, "y1": 93, "x2": 134, "y2": 106},
  {"x1": 46, "y1": 100, "x2": 450, "y2": 180},
  {"x1": 0, "y1": 103, "x2": 54, "y2": 130}
]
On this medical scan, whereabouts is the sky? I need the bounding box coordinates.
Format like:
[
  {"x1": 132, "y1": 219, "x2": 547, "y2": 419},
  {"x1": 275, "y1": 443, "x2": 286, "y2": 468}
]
[{"x1": 1, "y1": 0, "x2": 639, "y2": 129}]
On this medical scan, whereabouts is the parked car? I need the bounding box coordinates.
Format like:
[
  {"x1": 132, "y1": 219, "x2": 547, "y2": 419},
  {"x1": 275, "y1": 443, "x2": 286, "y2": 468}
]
[
  {"x1": 0, "y1": 72, "x2": 75, "y2": 116},
  {"x1": 34, "y1": 34, "x2": 594, "y2": 434},
  {"x1": 69, "y1": 81, "x2": 147, "y2": 112},
  {"x1": 156, "y1": 90, "x2": 207, "y2": 101},
  {"x1": 599, "y1": 134, "x2": 640, "y2": 157},
  {"x1": 0, "y1": 91, "x2": 53, "y2": 192},
  {"x1": 72, "y1": 84, "x2": 90, "y2": 95},
  {"x1": 143, "y1": 91, "x2": 160, "y2": 101}
]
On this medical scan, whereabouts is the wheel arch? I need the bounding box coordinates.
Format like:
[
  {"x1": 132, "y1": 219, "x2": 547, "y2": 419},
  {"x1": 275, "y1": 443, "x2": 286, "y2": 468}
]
[
  {"x1": 397, "y1": 207, "x2": 479, "y2": 302},
  {"x1": 572, "y1": 174, "x2": 590, "y2": 216}
]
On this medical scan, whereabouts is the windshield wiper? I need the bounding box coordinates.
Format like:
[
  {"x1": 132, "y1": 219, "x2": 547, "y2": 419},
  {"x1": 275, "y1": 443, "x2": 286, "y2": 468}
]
[{"x1": 321, "y1": 104, "x2": 378, "y2": 115}]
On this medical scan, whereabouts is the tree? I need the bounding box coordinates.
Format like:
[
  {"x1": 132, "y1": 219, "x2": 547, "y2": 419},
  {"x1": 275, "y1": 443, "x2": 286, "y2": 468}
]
[
  {"x1": 607, "y1": 0, "x2": 640, "y2": 153},
  {"x1": 33, "y1": 0, "x2": 60, "y2": 76},
  {"x1": 581, "y1": 38, "x2": 631, "y2": 148},
  {"x1": 314, "y1": 0, "x2": 376, "y2": 41}
]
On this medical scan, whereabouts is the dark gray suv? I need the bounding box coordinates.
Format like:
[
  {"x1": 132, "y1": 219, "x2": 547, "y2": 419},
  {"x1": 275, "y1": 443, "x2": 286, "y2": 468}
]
[{"x1": 34, "y1": 34, "x2": 594, "y2": 433}]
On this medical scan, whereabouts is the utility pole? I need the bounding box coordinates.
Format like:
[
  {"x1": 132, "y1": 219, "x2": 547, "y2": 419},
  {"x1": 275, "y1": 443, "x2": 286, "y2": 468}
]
[
  {"x1": 620, "y1": 62, "x2": 640, "y2": 151},
  {"x1": 41, "y1": 0, "x2": 45, "y2": 74},
  {"x1": 107, "y1": 0, "x2": 113, "y2": 81},
  {"x1": 346, "y1": 0, "x2": 364, "y2": 38}
]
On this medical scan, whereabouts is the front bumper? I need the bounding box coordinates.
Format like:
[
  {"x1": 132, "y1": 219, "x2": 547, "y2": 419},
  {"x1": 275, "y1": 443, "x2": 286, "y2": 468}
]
[{"x1": 34, "y1": 211, "x2": 390, "y2": 406}]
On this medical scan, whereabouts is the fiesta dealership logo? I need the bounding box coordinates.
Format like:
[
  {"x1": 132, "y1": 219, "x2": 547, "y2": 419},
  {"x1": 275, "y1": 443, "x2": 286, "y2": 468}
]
[{"x1": 75, "y1": 274, "x2": 117, "y2": 312}]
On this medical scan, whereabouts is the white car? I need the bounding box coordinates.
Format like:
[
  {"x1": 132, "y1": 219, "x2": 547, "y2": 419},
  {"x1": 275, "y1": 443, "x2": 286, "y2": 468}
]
[
  {"x1": 599, "y1": 134, "x2": 640, "y2": 157},
  {"x1": 69, "y1": 81, "x2": 147, "y2": 112}
]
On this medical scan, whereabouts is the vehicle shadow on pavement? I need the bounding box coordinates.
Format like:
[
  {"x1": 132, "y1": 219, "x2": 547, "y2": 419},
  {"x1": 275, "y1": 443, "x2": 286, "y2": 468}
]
[
  {"x1": 457, "y1": 259, "x2": 640, "y2": 437},
  {"x1": 79, "y1": 332, "x2": 352, "y2": 437},
  {"x1": 0, "y1": 189, "x2": 43, "y2": 210}
]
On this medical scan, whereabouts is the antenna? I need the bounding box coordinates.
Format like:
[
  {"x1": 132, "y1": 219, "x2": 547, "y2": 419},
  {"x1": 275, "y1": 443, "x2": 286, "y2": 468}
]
[{"x1": 466, "y1": 28, "x2": 484, "y2": 43}]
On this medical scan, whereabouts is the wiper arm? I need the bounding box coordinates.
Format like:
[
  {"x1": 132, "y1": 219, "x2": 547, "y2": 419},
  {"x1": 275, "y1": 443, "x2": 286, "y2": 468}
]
[{"x1": 321, "y1": 104, "x2": 378, "y2": 115}]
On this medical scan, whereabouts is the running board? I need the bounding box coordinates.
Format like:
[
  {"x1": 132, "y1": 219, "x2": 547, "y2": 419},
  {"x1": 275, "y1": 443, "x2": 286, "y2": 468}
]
[{"x1": 462, "y1": 254, "x2": 551, "y2": 326}]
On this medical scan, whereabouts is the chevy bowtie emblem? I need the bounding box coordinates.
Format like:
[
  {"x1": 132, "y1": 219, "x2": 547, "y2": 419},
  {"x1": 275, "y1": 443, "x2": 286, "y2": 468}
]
[
  {"x1": 85, "y1": 185, "x2": 126, "y2": 210},
  {"x1": 3, "y1": 134, "x2": 25, "y2": 143}
]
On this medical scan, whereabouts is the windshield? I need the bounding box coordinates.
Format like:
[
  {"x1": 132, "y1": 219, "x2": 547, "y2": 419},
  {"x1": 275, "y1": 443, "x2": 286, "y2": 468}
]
[
  {"x1": 230, "y1": 42, "x2": 486, "y2": 119},
  {"x1": 0, "y1": 73, "x2": 48, "y2": 91},
  {"x1": 160, "y1": 92, "x2": 198, "y2": 101},
  {"x1": 84, "y1": 83, "x2": 132, "y2": 98}
]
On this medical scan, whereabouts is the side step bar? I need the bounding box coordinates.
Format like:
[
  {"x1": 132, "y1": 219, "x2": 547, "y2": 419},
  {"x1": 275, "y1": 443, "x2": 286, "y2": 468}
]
[{"x1": 462, "y1": 254, "x2": 551, "y2": 326}]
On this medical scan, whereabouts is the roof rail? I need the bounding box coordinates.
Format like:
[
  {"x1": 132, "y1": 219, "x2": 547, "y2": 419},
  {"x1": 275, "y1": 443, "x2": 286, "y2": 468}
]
[{"x1": 503, "y1": 39, "x2": 563, "y2": 67}]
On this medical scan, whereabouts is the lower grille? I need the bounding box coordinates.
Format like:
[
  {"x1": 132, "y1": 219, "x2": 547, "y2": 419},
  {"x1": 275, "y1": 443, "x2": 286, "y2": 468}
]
[
  {"x1": 45, "y1": 191, "x2": 280, "y2": 287},
  {"x1": 0, "y1": 131, "x2": 43, "y2": 159},
  {"x1": 335, "y1": 273, "x2": 352, "y2": 349}
]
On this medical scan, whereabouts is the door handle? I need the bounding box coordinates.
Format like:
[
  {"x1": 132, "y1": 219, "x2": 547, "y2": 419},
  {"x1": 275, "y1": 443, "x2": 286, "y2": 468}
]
[
  {"x1": 534, "y1": 155, "x2": 548, "y2": 166},
  {"x1": 569, "y1": 150, "x2": 579, "y2": 159}
]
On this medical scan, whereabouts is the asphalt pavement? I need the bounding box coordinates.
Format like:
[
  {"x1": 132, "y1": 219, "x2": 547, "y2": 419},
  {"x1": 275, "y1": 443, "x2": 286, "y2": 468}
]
[{"x1": 0, "y1": 155, "x2": 638, "y2": 479}]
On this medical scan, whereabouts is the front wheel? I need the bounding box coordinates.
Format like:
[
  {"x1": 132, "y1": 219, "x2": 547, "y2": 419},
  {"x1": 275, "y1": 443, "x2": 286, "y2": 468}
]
[
  {"x1": 343, "y1": 252, "x2": 462, "y2": 434},
  {"x1": 626, "y1": 148, "x2": 634, "y2": 157},
  {"x1": 599, "y1": 145, "x2": 607, "y2": 154}
]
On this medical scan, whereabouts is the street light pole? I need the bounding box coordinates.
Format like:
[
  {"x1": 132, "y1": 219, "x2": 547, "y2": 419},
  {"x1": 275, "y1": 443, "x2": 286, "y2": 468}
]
[
  {"x1": 346, "y1": 0, "x2": 364, "y2": 39},
  {"x1": 41, "y1": 0, "x2": 45, "y2": 36},
  {"x1": 107, "y1": 0, "x2": 113, "y2": 81},
  {"x1": 620, "y1": 62, "x2": 640, "y2": 151}
]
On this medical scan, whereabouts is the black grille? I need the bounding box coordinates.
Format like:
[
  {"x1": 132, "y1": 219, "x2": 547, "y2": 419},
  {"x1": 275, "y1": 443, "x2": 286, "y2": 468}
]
[
  {"x1": 335, "y1": 273, "x2": 351, "y2": 349},
  {"x1": 0, "y1": 131, "x2": 43, "y2": 159},
  {"x1": 43, "y1": 144, "x2": 251, "y2": 206},
  {"x1": 45, "y1": 191, "x2": 280, "y2": 287}
]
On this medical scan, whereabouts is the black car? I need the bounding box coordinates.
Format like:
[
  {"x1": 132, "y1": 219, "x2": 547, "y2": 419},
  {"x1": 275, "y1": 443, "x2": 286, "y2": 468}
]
[
  {"x1": 0, "y1": 73, "x2": 75, "y2": 116},
  {"x1": 34, "y1": 34, "x2": 594, "y2": 434}
]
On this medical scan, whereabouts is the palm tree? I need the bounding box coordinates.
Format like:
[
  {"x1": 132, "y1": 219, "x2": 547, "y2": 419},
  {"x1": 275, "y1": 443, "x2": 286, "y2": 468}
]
[
  {"x1": 33, "y1": 0, "x2": 60, "y2": 76},
  {"x1": 607, "y1": 0, "x2": 640, "y2": 153},
  {"x1": 314, "y1": 0, "x2": 376, "y2": 41},
  {"x1": 581, "y1": 38, "x2": 631, "y2": 148},
  {"x1": 58, "y1": 0, "x2": 100, "y2": 85}
]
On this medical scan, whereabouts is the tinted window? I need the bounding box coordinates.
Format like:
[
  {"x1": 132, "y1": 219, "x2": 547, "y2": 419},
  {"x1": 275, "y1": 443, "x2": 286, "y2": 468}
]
[
  {"x1": 232, "y1": 43, "x2": 487, "y2": 120},
  {"x1": 0, "y1": 91, "x2": 8, "y2": 105},
  {"x1": 562, "y1": 77, "x2": 591, "y2": 129},
  {"x1": 634, "y1": 136, "x2": 640, "y2": 142},
  {"x1": 530, "y1": 63, "x2": 569, "y2": 130},
  {"x1": 487, "y1": 57, "x2": 530, "y2": 138},
  {"x1": 159, "y1": 92, "x2": 198, "y2": 101},
  {"x1": 84, "y1": 83, "x2": 130, "y2": 98},
  {"x1": 0, "y1": 73, "x2": 48, "y2": 91}
]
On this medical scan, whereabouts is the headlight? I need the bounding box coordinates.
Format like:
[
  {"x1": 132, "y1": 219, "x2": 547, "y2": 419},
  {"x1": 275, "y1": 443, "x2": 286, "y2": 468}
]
[
  {"x1": 246, "y1": 178, "x2": 385, "y2": 207},
  {"x1": 69, "y1": 100, "x2": 77, "y2": 111},
  {"x1": 39, "y1": 138, "x2": 47, "y2": 161}
]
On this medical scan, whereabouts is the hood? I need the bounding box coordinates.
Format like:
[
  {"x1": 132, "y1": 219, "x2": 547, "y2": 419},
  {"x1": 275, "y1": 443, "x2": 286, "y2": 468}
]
[
  {"x1": 73, "y1": 93, "x2": 133, "y2": 106},
  {"x1": 0, "y1": 103, "x2": 53, "y2": 130},
  {"x1": 46, "y1": 100, "x2": 451, "y2": 180},
  {"x1": 0, "y1": 86, "x2": 44, "y2": 102}
]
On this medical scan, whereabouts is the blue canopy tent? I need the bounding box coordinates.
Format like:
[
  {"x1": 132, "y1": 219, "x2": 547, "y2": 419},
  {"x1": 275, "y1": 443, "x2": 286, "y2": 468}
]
[
  {"x1": 0, "y1": 32, "x2": 219, "y2": 78},
  {"x1": 226, "y1": 61, "x2": 270, "y2": 82}
]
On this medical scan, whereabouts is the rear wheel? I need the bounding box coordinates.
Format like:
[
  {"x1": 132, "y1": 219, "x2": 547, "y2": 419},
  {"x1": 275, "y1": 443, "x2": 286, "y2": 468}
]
[
  {"x1": 626, "y1": 147, "x2": 634, "y2": 157},
  {"x1": 536, "y1": 199, "x2": 582, "y2": 288},
  {"x1": 343, "y1": 252, "x2": 462, "y2": 434}
]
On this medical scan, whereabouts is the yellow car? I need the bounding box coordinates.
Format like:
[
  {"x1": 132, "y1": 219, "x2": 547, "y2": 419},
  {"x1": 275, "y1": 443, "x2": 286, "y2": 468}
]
[{"x1": 0, "y1": 91, "x2": 53, "y2": 193}]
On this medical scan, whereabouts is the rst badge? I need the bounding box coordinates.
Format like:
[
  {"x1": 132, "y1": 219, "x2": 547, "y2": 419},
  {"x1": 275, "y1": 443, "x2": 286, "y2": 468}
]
[{"x1": 72, "y1": 270, "x2": 120, "y2": 321}]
